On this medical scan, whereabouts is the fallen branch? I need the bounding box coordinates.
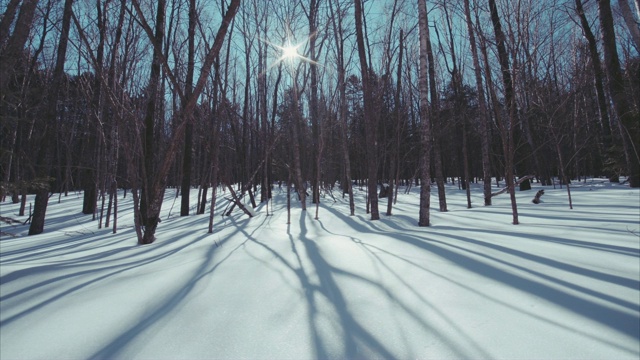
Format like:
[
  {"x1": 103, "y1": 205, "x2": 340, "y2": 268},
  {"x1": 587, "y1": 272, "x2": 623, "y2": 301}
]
[
  {"x1": 224, "y1": 183, "x2": 254, "y2": 218},
  {"x1": 491, "y1": 175, "x2": 534, "y2": 198}
]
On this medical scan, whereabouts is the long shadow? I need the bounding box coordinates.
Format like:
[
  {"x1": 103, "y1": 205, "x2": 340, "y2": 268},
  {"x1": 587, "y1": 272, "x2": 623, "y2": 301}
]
[
  {"x1": 384, "y1": 219, "x2": 640, "y2": 288},
  {"x1": 297, "y1": 211, "x2": 397, "y2": 359},
  {"x1": 321, "y1": 206, "x2": 639, "y2": 344},
  {"x1": 88, "y1": 225, "x2": 252, "y2": 359},
  {"x1": 322, "y1": 210, "x2": 638, "y2": 355},
  {"x1": 1, "y1": 217, "x2": 242, "y2": 329},
  {"x1": 322, "y1": 232, "x2": 492, "y2": 358},
  {"x1": 438, "y1": 227, "x2": 639, "y2": 289},
  {"x1": 392, "y1": 213, "x2": 639, "y2": 257},
  {"x1": 458, "y1": 208, "x2": 638, "y2": 225},
  {"x1": 392, "y1": 231, "x2": 639, "y2": 340},
  {"x1": 430, "y1": 232, "x2": 639, "y2": 312}
]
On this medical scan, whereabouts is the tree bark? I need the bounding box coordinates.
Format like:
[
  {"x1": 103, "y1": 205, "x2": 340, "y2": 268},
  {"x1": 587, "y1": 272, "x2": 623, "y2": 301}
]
[
  {"x1": 308, "y1": 0, "x2": 321, "y2": 205},
  {"x1": 29, "y1": 0, "x2": 73, "y2": 235},
  {"x1": 131, "y1": 0, "x2": 241, "y2": 243},
  {"x1": 464, "y1": 0, "x2": 492, "y2": 205},
  {"x1": 180, "y1": 0, "x2": 197, "y2": 216},
  {"x1": 418, "y1": 0, "x2": 432, "y2": 227},
  {"x1": 387, "y1": 29, "x2": 404, "y2": 216},
  {"x1": 291, "y1": 84, "x2": 307, "y2": 210},
  {"x1": 355, "y1": 0, "x2": 379, "y2": 220},
  {"x1": 618, "y1": 0, "x2": 640, "y2": 50},
  {"x1": 488, "y1": 0, "x2": 520, "y2": 224},
  {"x1": 425, "y1": 6, "x2": 447, "y2": 213},
  {"x1": 0, "y1": 0, "x2": 21, "y2": 48},
  {"x1": 329, "y1": 0, "x2": 355, "y2": 216},
  {"x1": 597, "y1": 0, "x2": 640, "y2": 187},
  {"x1": 575, "y1": 0, "x2": 613, "y2": 155},
  {"x1": 0, "y1": 0, "x2": 39, "y2": 97}
]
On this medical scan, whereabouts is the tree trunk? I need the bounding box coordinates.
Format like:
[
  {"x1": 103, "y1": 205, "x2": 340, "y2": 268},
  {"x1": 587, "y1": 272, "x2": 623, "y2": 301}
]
[
  {"x1": 387, "y1": 29, "x2": 404, "y2": 216},
  {"x1": 597, "y1": 0, "x2": 640, "y2": 187},
  {"x1": 29, "y1": 0, "x2": 73, "y2": 235},
  {"x1": 618, "y1": 0, "x2": 640, "y2": 50},
  {"x1": 575, "y1": 0, "x2": 613, "y2": 160},
  {"x1": 308, "y1": 0, "x2": 321, "y2": 205},
  {"x1": 424, "y1": 5, "x2": 447, "y2": 213},
  {"x1": 0, "y1": 0, "x2": 39, "y2": 96},
  {"x1": 208, "y1": 111, "x2": 221, "y2": 233},
  {"x1": 463, "y1": 122, "x2": 471, "y2": 209},
  {"x1": 355, "y1": 0, "x2": 379, "y2": 220},
  {"x1": 138, "y1": 0, "x2": 166, "y2": 243},
  {"x1": 180, "y1": 0, "x2": 197, "y2": 217},
  {"x1": 329, "y1": 0, "x2": 354, "y2": 216},
  {"x1": 0, "y1": 0, "x2": 21, "y2": 47},
  {"x1": 291, "y1": 84, "x2": 307, "y2": 210},
  {"x1": 418, "y1": 0, "x2": 432, "y2": 227},
  {"x1": 131, "y1": 0, "x2": 240, "y2": 243},
  {"x1": 488, "y1": 0, "x2": 519, "y2": 224}
]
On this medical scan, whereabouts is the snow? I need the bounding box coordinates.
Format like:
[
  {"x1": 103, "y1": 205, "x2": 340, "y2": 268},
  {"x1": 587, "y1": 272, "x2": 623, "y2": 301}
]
[{"x1": 1, "y1": 180, "x2": 639, "y2": 359}]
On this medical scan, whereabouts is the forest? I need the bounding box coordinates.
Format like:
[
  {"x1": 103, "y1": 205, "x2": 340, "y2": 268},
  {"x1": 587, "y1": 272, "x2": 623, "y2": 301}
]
[{"x1": 1, "y1": 0, "x2": 639, "y2": 244}]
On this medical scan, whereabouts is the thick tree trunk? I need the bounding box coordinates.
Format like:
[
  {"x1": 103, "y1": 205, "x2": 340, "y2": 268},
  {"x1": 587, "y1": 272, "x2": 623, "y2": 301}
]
[
  {"x1": 575, "y1": 0, "x2": 613, "y2": 154},
  {"x1": 418, "y1": 0, "x2": 432, "y2": 227},
  {"x1": 0, "y1": 0, "x2": 39, "y2": 96},
  {"x1": 83, "y1": 0, "x2": 107, "y2": 217},
  {"x1": 29, "y1": 0, "x2": 73, "y2": 235},
  {"x1": 618, "y1": 0, "x2": 640, "y2": 50},
  {"x1": 0, "y1": 0, "x2": 21, "y2": 47},
  {"x1": 597, "y1": 0, "x2": 640, "y2": 187},
  {"x1": 138, "y1": 0, "x2": 166, "y2": 244}
]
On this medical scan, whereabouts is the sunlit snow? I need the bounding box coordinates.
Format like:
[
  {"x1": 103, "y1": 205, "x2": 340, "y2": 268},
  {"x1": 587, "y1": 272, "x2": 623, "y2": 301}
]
[{"x1": 1, "y1": 180, "x2": 638, "y2": 359}]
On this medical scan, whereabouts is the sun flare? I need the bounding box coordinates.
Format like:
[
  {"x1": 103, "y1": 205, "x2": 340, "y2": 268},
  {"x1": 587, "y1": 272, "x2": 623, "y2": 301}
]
[
  {"x1": 281, "y1": 44, "x2": 300, "y2": 60},
  {"x1": 259, "y1": 35, "x2": 320, "y2": 72}
]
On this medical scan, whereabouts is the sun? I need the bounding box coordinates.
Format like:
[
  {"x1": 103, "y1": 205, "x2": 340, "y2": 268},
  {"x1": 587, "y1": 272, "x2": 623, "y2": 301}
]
[
  {"x1": 259, "y1": 35, "x2": 320, "y2": 72},
  {"x1": 281, "y1": 44, "x2": 300, "y2": 61}
]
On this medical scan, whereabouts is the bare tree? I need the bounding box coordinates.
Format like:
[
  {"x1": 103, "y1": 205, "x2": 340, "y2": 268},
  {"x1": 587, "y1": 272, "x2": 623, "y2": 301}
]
[
  {"x1": 574, "y1": 0, "x2": 614, "y2": 177},
  {"x1": 355, "y1": 0, "x2": 379, "y2": 220},
  {"x1": 463, "y1": 0, "x2": 492, "y2": 206},
  {"x1": 0, "y1": 0, "x2": 39, "y2": 97},
  {"x1": 131, "y1": 0, "x2": 241, "y2": 243},
  {"x1": 329, "y1": 0, "x2": 355, "y2": 216},
  {"x1": 418, "y1": 0, "x2": 432, "y2": 227},
  {"x1": 0, "y1": 0, "x2": 22, "y2": 48},
  {"x1": 618, "y1": 0, "x2": 640, "y2": 50},
  {"x1": 488, "y1": 0, "x2": 520, "y2": 224},
  {"x1": 29, "y1": 0, "x2": 74, "y2": 235},
  {"x1": 180, "y1": 0, "x2": 198, "y2": 216},
  {"x1": 425, "y1": 2, "x2": 447, "y2": 213},
  {"x1": 597, "y1": 0, "x2": 640, "y2": 188}
]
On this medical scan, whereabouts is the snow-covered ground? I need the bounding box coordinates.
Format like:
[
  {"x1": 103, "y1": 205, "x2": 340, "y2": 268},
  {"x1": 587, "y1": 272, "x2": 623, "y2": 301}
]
[{"x1": 1, "y1": 180, "x2": 639, "y2": 359}]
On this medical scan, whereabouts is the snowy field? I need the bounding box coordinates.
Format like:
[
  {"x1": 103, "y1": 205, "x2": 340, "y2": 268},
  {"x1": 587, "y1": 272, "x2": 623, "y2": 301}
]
[{"x1": 1, "y1": 179, "x2": 639, "y2": 359}]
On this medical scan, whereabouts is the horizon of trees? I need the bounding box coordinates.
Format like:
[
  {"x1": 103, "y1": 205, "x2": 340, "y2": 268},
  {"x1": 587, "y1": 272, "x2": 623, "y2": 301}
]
[{"x1": 1, "y1": 0, "x2": 638, "y2": 244}]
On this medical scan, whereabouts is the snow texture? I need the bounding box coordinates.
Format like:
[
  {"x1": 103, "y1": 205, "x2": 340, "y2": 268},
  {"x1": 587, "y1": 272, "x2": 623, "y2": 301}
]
[{"x1": 1, "y1": 180, "x2": 639, "y2": 359}]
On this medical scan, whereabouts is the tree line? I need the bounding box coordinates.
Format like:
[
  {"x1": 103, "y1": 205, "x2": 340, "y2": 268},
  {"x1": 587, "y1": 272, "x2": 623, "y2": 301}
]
[{"x1": 1, "y1": 0, "x2": 638, "y2": 243}]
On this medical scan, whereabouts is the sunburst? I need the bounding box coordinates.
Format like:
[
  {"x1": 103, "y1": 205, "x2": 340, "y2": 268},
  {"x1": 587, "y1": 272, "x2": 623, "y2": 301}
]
[{"x1": 261, "y1": 35, "x2": 319, "y2": 71}]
